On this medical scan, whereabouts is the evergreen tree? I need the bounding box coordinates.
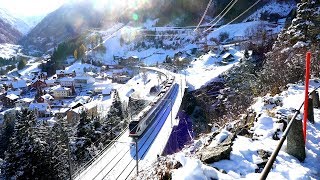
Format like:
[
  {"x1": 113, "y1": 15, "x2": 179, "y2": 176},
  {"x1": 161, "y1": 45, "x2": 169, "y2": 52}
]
[
  {"x1": 0, "y1": 114, "x2": 15, "y2": 159},
  {"x1": 107, "y1": 90, "x2": 123, "y2": 123},
  {"x1": 46, "y1": 121, "x2": 71, "y2": 179},
  {"x1": 3, "y1": 109, "x2": 48, "y2": 179},
  {"x1": 259, "y1": 0, "x2": 320, "y2": 94},
  {"x1": 74, "y1": 111, "x2": 95, "y2": 166},
  {"x1": 2, "y1": 110, "x2": 72, "y2": 179},
  {"x1": 102, "y1": 90, "x2": 125, "y2": 141},
  {"x1": 17, "y1": 58, "x2": 27, "y2": 70}
]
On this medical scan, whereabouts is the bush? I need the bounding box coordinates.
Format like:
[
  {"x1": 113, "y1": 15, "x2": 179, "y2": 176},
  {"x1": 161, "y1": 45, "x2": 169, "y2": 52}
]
[
  {"x1": 219, "y1": 32, "x2": 230, "y2": 42},
  {"x1": 17, "y1": 58, "x2": 27, "y2": 70}
]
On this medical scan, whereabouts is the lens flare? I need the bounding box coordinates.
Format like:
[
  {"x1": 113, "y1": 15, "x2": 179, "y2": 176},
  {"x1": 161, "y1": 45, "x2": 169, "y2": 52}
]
[{"x1": 132, "y1": 13, "x2": 139, "y2": 21}]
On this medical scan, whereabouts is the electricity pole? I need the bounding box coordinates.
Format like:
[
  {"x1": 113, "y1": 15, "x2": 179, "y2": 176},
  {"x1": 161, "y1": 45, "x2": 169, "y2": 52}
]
[{"x1": 135, "y1": 138, "x2": 139, "y2": 176}]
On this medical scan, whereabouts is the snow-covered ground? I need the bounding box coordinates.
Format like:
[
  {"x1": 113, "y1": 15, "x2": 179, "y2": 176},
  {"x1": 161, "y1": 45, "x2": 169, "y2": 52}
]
[
  {"x1": 65, "y1": 61, "x2": 99, "y2": 75},
  {"x1": 18, "y1": 61, "x2": 41, "y2": 76},
  {"x1": 0, "y1": 43, "x2": 21, "y2": 59},
  {"x1": 160, "y1": 80, "x2": 320, "y2": 179},
  {"x1": 207, "y1": 21, "x2": 284, "y2": 41},
  {"x1": 185, "y1": 46, "x2": 243, "y2": 90},
  {"x1": 96, "y1": 26, "x2": 198, "y2": 66},
  {"x1": 244, "y1": 0, "x2": 296, "y2": 22}
]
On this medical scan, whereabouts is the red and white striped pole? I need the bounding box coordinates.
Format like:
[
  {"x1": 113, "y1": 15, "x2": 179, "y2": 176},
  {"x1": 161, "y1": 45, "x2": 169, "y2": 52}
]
[{"x1": 303, "y1": 52, "x2": 311, "y2": 143}]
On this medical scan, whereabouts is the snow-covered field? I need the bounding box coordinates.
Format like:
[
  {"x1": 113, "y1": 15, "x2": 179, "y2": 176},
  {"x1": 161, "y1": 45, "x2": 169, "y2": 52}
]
[
  {"x1": 185, "y1": 46, "x2": 243, "y2": 90},
  {"x1": 0, "y1": 43, "x2": 20, "y2": 59},
  {"x1": 153, "y1": 80, "x2": 320, "y2": 179},
  {"x1": 244, "y1": 0, "x2": 296, "y2": 22},
  {"x1": 207, "y1": 20, "x2": 284, "y2": 42}
]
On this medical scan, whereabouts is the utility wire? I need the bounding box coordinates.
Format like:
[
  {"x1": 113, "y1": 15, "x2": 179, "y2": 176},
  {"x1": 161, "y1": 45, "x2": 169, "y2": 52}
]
[
  {"x1": 206, "y1": 0, "x2": 237, "y2": 26},
  {"x1": 204, "y1": 0, "x2": 239, "y2": 33},
  {"x1": 204, "y1": 0, "x2": 262, "y2": 33},
  {"x1": 194, "y1": 0, "x2": 213, "y2": 32}
]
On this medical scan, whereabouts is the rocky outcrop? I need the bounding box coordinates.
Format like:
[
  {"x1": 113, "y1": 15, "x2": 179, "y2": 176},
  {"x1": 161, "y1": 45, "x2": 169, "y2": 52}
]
[
  {"x1": 197, "y1": 133, "x2": 236, "y2": 164},
  {"x1": 260, "y1": 0, "x2": 320, "y2": 94},
  {"x1": 255, "y1": 149, "x2": 271, "y2": 173}
]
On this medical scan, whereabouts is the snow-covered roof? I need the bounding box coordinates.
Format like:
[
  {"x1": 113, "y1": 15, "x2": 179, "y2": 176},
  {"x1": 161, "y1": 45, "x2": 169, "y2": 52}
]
[
  {"x1": 69, "y1": 101, "x2": 84, "y2": 109},
  {"x1": 56, "y1": 70, "x2": 66, "y2": 75},
  {"x1": 74, "y1": 76, "x2": 90, "y2": 80},
  {"x1": 222, "y1": 53, "x2": 233, "y2": 59},
  {"x1": 12, "y1": 80, "x2": 27, "y2": 89},
  {"x1": 72, "y1": 106, "x2": 84, "y2": 114},
  {"x1": 83, "y1": 101, "x2": 97, "y2": 110},
  {"x1": 7, "y1": 90, "x2": 21, "y2": 96},
  {"x1": 32, "y1": 79, "x2": 46, "y2": 84},
  {"x1": 102, "y1": 87, "x2": 112, "y2": 94},
  {"x1": 52, "y1": 107, "x2": 70, "y2": 114},
  {"x1": 41, "y1": 94, "x2": 54, "y2": 100},
  {"x1": 51, "y1": 85, "x2": 70, "y2": 91},
  {"x1": 86, "y1": 72, "x2": 96, "y2": 76},
  {"x1": 45, "y1": 79, "x2": 56, "y2": 84},
  {"x1": 5, "y1": 94, "x2": 19, "y2": 100},
  {"x1": 59, "y1": 77, "x2": 74, "y2": 82},
  {"x1": 17, "y1": 98, "x2": 34, "y2": 103},
  {"x1": 29, "y1": 103, "x2": 50, "y2": 111}
]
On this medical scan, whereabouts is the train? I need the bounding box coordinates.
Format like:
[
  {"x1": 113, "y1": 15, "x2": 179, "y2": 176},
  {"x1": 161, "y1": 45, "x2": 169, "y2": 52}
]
[{"x1": 129, "y1": 76, "x2": 176, "y2": 138}]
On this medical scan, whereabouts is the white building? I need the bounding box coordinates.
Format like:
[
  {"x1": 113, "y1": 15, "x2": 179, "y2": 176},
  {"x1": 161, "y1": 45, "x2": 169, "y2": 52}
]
[
  {"x1": 29, "y1": 103, "x2": 51, "y2": 118},
  {"x1": 59, "y1": 77, "x2": 75, "y2": 87},
  {"x1": 45, "y1": 79, "x2": 57, "y2": 87},
  {"x1": 15, "y1": 98, "x2": 34, "y2": 108},
  {"x1": 74, "y1": 76, "x2": 95, "y2": 88},
  {"x1": 51, "y1": 85, "x2": 72, "y2": 98}
]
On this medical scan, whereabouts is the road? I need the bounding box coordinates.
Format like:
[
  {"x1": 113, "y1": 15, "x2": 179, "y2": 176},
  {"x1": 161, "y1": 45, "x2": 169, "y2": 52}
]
[{"x1": 74, "y1": 70, "x2": 186, "y2": 180}]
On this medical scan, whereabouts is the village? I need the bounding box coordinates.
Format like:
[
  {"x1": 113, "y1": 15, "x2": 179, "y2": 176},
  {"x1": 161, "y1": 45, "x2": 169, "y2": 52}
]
[
  {"x1": 0, "y1": 42, "x2": 240, "y2": 129},
  {"x1": 0, "y1": 56, "x2": 136, "y2": 127}
]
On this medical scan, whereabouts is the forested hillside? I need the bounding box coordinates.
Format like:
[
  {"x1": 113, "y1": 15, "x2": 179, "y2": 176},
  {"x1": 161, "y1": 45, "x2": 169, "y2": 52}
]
[{"x1": 260, "y1": 0, "x2": 320, "y2": 94}]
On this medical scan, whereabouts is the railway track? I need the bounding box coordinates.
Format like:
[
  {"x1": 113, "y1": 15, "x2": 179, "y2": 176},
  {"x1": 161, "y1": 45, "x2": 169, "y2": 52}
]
[
  {"x1": 75, "y1": 68, "x2": 182, "y2": 179},
  {"x1": 89, "y1": 86, "x2": 178, "y2": 179}
]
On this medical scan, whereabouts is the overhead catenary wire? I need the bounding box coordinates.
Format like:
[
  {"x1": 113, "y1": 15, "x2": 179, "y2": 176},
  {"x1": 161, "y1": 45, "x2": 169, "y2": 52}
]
[
  {"x1": 206, "y1": 0, "x2": 237, "y2": 26},
  {"x1": 204, "y1": 0, "x2": 262, "y2": 33},
  {"x1": 194, "y1": 0, "x2": 213, "y2": 32},
  {"x1": 133, "y1": 0, "x2": 255, "y2": 38},
  {"x1": 203, "y1": 0, "x2": 239, "y2": 33}
]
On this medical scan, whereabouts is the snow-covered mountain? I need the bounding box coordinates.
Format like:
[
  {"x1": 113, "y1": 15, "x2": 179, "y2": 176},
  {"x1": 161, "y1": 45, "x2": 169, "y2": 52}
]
[
  {"x1": 0, "y1": 18, "x2": 22, "y2": 44},
  {"x1": 21, "y1": 1, "x2": 104, "y2": 52},
  {"x1": 0, "y1": 8, "x2": 30, "y2": 35}
]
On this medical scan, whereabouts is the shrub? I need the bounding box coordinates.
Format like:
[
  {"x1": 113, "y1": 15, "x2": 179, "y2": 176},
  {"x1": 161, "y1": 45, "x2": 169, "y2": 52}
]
[{"x1": 219, "y1": 32, "x2": 229, "y2": 42}]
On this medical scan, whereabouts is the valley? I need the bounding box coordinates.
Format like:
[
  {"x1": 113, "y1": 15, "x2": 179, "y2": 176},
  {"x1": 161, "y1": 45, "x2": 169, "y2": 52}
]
[{"x1": 1, "y1": 0, "x2": 319, "y2": 179}]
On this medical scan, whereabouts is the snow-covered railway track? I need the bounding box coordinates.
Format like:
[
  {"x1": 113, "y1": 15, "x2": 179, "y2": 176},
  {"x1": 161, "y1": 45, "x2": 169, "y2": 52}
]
[
  {"x1": 93, "y1": 84, "x2": 178, "y2": 179},
  {"x1": 75, "y1": 67, "x2": 185, "y2": 180}
]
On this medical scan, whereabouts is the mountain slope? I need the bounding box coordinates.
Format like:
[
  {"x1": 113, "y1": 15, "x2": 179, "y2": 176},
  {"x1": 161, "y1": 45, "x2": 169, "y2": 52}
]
[
  {"x1": 0, "y1": 8, "x2": 30, "y2": 35},
  {"x1": 22, "y1": 1, "x2": 103, "y2": 52},
  {"x1": 21, "y1": 0, "x2": 275, "y2": 52},
  {"x1": 0, "y1": 18, "x2": 23, "y2": 44},
  {"x1": 260, "y1": 0, "x2": 320, "y2": 94}
]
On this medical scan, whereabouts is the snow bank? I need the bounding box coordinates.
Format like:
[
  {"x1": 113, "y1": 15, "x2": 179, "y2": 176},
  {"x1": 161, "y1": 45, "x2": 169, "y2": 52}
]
[
  {"x1": 185, "y1": 47, "x2": 242, "y2": 90},
  {"x1": 173, "y1": 79, "x2": 320, "y2": 179},
  {"x1": 172, "y1": 153, "x2": 232, "y2": 180}
]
